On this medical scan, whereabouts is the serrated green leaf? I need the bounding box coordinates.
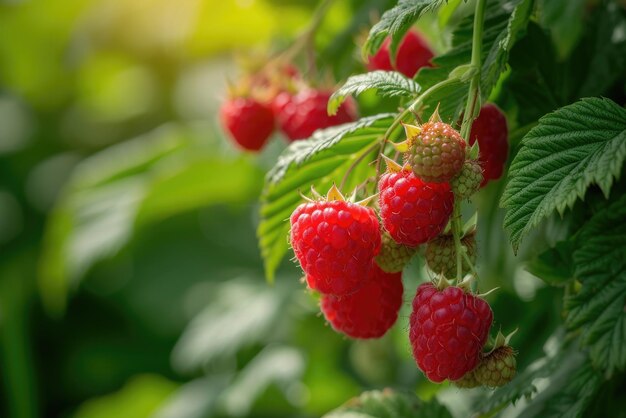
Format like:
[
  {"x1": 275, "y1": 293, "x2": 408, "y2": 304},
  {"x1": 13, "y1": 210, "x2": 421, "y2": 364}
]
[
  {"x1": 415, "y1": 0, "x2": 533, "y2": 122},
  {"x1": 363, "y1": 0, "x2": 447, "y2": 59},
  {"x1": 476, "y1": 341, "x2": 601, "y2": 418},
  {"x1": 501, "y1": 97, "x2": 626, "y2": 251},
  {"x1": 565, "y1": 193, "x2": 626, "y2": 376},
  {"x1": 516, "y1": 351, "x2": 602, "y2": 418},
  {"x1": 328, "y1": 71, "x2": 420, "y2": 116},
  {"x1": 259, "y1": 115, "x2": 393, "y2": 281},
  {"x1": 323, "y1": 389, "x2": 452, "y2": 418}
]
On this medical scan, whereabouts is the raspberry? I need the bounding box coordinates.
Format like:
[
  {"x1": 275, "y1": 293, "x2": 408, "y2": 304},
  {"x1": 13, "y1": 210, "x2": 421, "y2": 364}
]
[
  {"x1": 425, "y1": 232, "x2": 476, "y2": 279},
  {"x1": 450, "y1": 160, "x2": 483, "y2": 199},
  {"x1": 375, "y1": 230, "x2": 417, "y2": 273},
  {"x1": 273, "y1": 89, "x2": 357, "y2": 141},
  {"x1": 378, "y1": 165, "x2": 454, "y2": 246},
  {"x1": 290, "y1": 188, "x2": 381, "y2": 296},
  {"x1": 366, "y1": 30, "x2": 434, "y2": 78},
  {"x1": 320, "y1": 263, "x2": 403, "y2": 339},
  {"x1": 409, "y1": 282, "x2": 493, "y2": 382},
  {"x1": 452, "y1": 370, "x2": 481, "y2": 389},
  {"x1": 220, "y1": 97, "x2": 274, "y2": 151},
  {"x1": 469, "y1": 104, "x2": 509, "y2": 186},
  {"x1": 474, "y1": 345, "x2": 516, "y2": 387},
  {"x1": 406, "y1": 121, "x2": 466, "y2": 183}
]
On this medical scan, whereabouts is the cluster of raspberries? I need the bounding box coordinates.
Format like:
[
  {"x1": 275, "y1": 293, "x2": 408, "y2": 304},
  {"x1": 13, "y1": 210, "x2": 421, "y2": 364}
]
[
  {"x1": 220, "y1": 63, "x2": 357, "y2": 152},
  {"x1": 289, "y1": 107, "x2": 513, "y2": 387}
]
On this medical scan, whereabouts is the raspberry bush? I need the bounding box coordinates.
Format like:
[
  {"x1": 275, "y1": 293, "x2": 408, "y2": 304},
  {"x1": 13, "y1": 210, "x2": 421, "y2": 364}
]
[
  {"x1": 229, "y1": 0, "x2": 626, "y2": 416},
  {"x1": 7, "y1": 0, "x2": 626, "y2": 417}
]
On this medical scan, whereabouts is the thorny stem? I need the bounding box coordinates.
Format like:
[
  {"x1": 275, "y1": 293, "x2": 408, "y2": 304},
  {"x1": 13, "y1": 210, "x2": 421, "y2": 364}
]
[{"x1": 453, "y1": 0, "x2": 486, "y2": 282}]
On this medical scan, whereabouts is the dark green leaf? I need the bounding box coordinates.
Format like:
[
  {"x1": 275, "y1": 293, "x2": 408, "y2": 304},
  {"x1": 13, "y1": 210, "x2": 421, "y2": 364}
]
[
  {"x1": 323, "y1": 389, "x2": 452, "y2": 418},
  {"x1": 525, "y1": 240, "x2": 575, "y2": 285},
  {"x1": 566, "y1": 193, "x2": 626, "y2": 376},
  {"x1": 505, "y1": 6, "x2": 626, "y2": 125},
  {"x1": 517, "y1": 352, "x2": 602, "y2": 418},
  {"x1": 328, "y1": 71, "x2": 420, "y2": 115},
  {"x1": 259, "y1": 115, "x2": 393, "y2": 281},
  {"x1": 501, "y1": 97, "x2": 626, "y2": 251},
  {"x1": 415, "y1": 0, "x2": 533, "y2": 122},
  {"x1": 363, "y1": 0, "x2": 447, "y2": 59}
]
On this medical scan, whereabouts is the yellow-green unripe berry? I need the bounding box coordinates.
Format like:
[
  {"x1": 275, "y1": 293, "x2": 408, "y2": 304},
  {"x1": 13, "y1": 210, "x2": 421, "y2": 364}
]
[
  {"x1": 375, "y1": 230, "x2": 417, "y2": 273},
  {"x1": 474, "y1": 345, "x2": 516, "y2": 387}
]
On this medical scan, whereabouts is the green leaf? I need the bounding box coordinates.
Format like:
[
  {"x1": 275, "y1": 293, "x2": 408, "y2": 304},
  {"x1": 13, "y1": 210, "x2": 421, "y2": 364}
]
[
  {"x1": 566, "y1": 193, "x2": 626, "y2": 376},
  {"x1": 505, "y1": 6, "x2": 626, "y2": 125},
  {"x1": 259, "y1": 114, "x2": 393, "y2": 281},
  {"x1": 323, "y1": 389, "x2": 452, "y2": 418},
  {"x1": 415, "y1": 0, "x2": 533, "y2": 122},
  {"x1": 38, "y1": 124, "x2": 262, "y2": 315},
  {"x1": 516, "y1": 351, "x2": 602, "y2": 418},
  {"x1": 328, "y1": 71, "x2": 420, "y2": 116},
  {"x1": 171, "y1": 280, "x2": 295, "y2": 374},
  {"x1": 475, "y1": 349, "x2": 558, "y2": 416},
  {"x1": 538, "y1": 0, "x2": 586, "y2": 59},
  {"x1": 525, "y1": 240, "x2": 575, "y2": 286},
  {"x1": 501, "y1": 97, "x2": 626, "y2": 251},
  {"x1": 476, "y1": 340, "x2": 602, "y2": 418},
  {"x1": 363, "y1": 0, "x2": 447, "y2": 59}
]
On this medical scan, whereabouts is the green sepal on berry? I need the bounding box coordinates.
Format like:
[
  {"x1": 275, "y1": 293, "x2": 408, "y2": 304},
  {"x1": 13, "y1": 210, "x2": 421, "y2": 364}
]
[
  {"x1": 425, "y1": 231, "x2": 476, "y2": 279},
  {"x1": 375, "y1": 230, "x2": 417, "y2": 273},
  {"x1": 451, "y1": 159, "x2": 483, "y2": 199},
  {"x1": 474, "y1": 331, "x2": 517, "y2": 387}
]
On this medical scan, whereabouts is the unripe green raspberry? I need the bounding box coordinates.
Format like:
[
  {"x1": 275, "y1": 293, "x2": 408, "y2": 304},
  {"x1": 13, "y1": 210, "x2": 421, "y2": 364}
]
[
  {"x1": 452, "y1": 370, "x2": 481, "y2": 388},
  {"x1": 425, "y1": 232, "x2": 476, "y2": 279},
  {"x1": 375, "y1": 231, "x2": 416, "y2": 273},
  {"x1": 407, "y1": 121, "x2": 466, "y2": 183},
  {"x1": 451, "y1": 160, "x2": 483, "y2": 199},
  {"x1": 474, "y1": 345, "x2": 516, "y2": 387}
]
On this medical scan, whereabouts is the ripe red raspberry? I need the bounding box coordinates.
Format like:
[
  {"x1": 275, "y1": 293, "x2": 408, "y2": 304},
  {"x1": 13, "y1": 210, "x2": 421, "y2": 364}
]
[
  {"x1": 406, "y1": 121, "x2": 466, "y2": 183},
  {"x1": 450, "y1": 160, "x2": 483, "y2": 199},
  {"x1": 469, "y1": 104, "x2": 509, "y2": 186},
  {"x1": 474, "y1": 345, "x2": 516, "y2": 387},
  {"x1": 290, "y1": 193, "x2": 381, "y2": 296},
  {"x1": 409, "y1": 282, "x2": 493, "y2": 382},
  {"x1": 375, "y1": 231, "x2": 417, "y2": 273},
  {"x1": 273, "y1": 89, "x2": 357, "y2": 141},
  {"x1": 220, "y1": 97, "x2": 274, "y2": 151},
  {"x1": 378, "y1": 165, "x2": 454, "y2": 246},
  {"x1": 320, "y1": 263, "x2": 403, "y2": 339},
  {"x1": 425, "y1": 232, "x2": 476, "y2": 279},
  {"x1": 367, "y1": 30, "x2": 434, "y2": 78}
]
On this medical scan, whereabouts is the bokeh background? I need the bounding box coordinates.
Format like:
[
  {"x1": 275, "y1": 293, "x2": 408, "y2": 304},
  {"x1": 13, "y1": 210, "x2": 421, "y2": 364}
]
[{"x1": 0, "y1": 1, "x2": 562, "y2": 417}]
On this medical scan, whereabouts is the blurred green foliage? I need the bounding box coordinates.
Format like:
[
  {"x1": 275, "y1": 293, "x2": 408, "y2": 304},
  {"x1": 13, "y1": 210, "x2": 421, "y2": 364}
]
[{"x1": 1, "y1": 0, "x2": 624, "y2": 418}]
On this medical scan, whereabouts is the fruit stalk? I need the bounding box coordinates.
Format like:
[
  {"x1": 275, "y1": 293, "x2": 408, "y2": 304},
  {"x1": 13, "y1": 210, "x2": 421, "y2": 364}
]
[{"x1": 452, "y1": 0, "x2": 486, "y2": 282}]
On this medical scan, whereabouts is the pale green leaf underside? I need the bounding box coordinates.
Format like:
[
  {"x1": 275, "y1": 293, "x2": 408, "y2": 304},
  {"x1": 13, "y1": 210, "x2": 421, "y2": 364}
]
[
  {"x1": 328, "y1": 71, "x2": 420, "y2": 115},
  {"x1": 259, "y1": 115, "x2": 393, "y2": 281},
  {"x1": 566, "y1": 194, "x2": 626, "y2": 376},
  {"x1": 323, "y1": 390, "x2": 452, "y2": 418},
  {"x1": 501, "y1": 97, "x2": 626, "y2": 250}
]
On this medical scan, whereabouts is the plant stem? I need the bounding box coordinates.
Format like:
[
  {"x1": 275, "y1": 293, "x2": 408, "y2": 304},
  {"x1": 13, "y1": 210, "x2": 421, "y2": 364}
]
[
  {"x1": 339, "y1": 141, "x2": 380, "y2": 192},
  {"x1": 459, "y1": 0, "x2": 486, "y2": 140},
  {"x1": 453, "y1": 0, "x2": 486, "y2": 283}
]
